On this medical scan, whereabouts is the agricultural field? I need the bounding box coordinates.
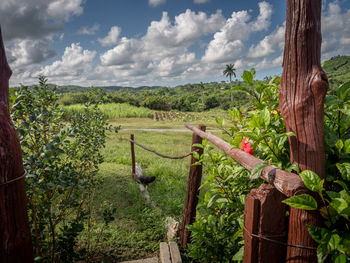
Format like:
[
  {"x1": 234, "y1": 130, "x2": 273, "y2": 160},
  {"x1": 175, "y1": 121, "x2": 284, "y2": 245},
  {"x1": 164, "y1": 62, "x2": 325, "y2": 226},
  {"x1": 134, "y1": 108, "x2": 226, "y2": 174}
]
[{"x1": 62, "y1": 103, "x2": 152, "y2": 119}]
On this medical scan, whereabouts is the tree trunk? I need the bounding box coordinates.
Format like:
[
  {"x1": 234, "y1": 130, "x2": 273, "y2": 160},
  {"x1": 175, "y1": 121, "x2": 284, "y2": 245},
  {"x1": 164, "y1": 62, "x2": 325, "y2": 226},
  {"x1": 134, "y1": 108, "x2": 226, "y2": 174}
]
[
  {"x1": 280, "y1": 1, "x2": 328, "y2": 262},
  {"x1": 0, "y1": 27, "x2": 34, "y2": 262}
]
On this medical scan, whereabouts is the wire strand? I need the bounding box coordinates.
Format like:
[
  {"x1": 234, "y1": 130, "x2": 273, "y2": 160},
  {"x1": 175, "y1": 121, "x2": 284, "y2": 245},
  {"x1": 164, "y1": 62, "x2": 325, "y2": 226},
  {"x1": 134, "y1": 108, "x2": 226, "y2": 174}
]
[{"x1": 0, "y1": 170, "x2": 27, "y2": 186}]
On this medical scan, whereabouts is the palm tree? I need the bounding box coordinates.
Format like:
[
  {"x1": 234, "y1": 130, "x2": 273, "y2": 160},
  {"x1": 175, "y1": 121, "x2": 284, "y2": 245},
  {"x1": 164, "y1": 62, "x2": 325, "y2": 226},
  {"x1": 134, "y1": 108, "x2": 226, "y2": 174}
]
[
  {"x1": 223, "y1": 64, "x2": 236, "y2": 104},
  {"x1": 223, "y1": 64, "x2": 236, "y2": 83}
]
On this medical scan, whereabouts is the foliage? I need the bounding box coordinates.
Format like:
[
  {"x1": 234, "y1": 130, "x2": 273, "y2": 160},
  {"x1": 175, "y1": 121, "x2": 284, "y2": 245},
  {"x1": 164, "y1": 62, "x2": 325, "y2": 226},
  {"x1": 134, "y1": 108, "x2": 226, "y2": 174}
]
[
  {"x1": 188, "y1": 69, "x2": 296, "y2": 262},
  {"x1": 322, "y1": 55, "x2": 350, "y2": 89},
  {"x1": 283, "y1": 169, "x2": 350, "y2": 262},
  {"x1": 283, "y1": 80, "x2": 350, "y2": 263},
  {"x1": 56, "y1": 80, "x2": 249, "y2": 112},
  {"x1": 62, "y1": 103, "x2": 152, "y2": 119},
  {"x1": 10, "y1": 77, "x2": 116, "y2": 262},
  {"x1": 188, "y1": 71, "x2": 350, "y2": 262}
]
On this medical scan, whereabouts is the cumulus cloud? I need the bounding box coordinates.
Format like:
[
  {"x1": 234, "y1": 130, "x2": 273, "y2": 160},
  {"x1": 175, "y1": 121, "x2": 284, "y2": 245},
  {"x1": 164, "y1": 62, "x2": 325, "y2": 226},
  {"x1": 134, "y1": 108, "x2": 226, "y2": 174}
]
[
  {"x1": 149, "y1": 0, "x2": 166, "y2": 7},
  {"x1": 38, "y1": 43, "x2": 96, "y2": 78},
  {"x1": 98, "y1": 26, "x2": 121, "y2": 46},
  {"x1": 248, "y1": 24, "x2": 285, "y2": 58},
  {"x1": 202, "y1": 1, "x2": 273, "y2": 63},
  {"x1": 0, "y1": 0, "x2": 84, "y2": 41},
  {"x1": 78, "y1": 24, "x2": 100, "y2": 35},
  {"x1": 321, "y1": 2, "x2": 350, "y2": 59},
  {"x1": 7, "y1": 37, "x2": 56, "y2": 69},
  {"x1": 98, "y1": 9, "x2": 225, "y2": 82}
]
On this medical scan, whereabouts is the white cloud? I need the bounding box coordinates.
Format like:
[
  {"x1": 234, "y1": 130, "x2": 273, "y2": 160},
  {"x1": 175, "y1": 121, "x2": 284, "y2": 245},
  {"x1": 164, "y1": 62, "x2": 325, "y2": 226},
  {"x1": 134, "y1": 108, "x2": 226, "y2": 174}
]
[
  {"x1": 38, "y1": 43, "x2": 96, "y2": 79},
  {"x1": 248, "y1": 24, "x2": 285, "y2": 58},
  {"x1": 100, "y1": 37, "x2": 139, "y2": 66},
  {"x1": 149, "y1": 0, "x2": 166, "y2": 7},
  {"x1": 202, "y1": 1, "x2": 273, "y2": 63},
  {"x1": 194, "y1": 0, "x2": 210, "y2": 4},
  {"x1": 98, "y1": 26, "x2": 121, "y2": 46},
  {"x1": 7, "y1": 37, "x2": 56, "y2": 69},
  {"x1": 321, "y1": 2, "x2": 350, "y2": 59},
  {"x1": 47, "y1": 0, "x2": 84, "y2": 21},
  {"x1": 78, "y1": 24, "x2": 100, "y2": 35}
]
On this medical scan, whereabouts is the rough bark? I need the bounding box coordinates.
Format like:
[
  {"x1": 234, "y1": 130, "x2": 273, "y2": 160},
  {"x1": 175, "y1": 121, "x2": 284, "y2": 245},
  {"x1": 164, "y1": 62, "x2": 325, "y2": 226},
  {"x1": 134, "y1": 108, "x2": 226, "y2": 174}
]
[
  {"x1": 280, "y1": 1, "x2": 328, "y2": 262},
  {"x1": 180, "y1": 124, "x2": 206, "y2": 249},
  {"x1": 0, "y1": 27, "x2": 34, "y2": 262}
]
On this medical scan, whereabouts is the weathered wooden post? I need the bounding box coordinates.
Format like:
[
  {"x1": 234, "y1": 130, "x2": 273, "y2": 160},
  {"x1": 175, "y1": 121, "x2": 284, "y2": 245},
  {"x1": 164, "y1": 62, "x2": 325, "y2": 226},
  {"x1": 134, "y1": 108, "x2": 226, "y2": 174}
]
[
  {"x1": 180, "y1": 124, "x2": 206, "y2": 249},
  {"x1": 280, "y1": 0, "x2": 329, "y2": 261},
  {"x1": 130, "y1": 134, "x2": 136, "y2": 178},
  {"x1": 243, "y1": 184, "x2": 287, "y2": 263},
  {"x1": 0, "y1": 27, "x2": 34, "y2": 262}
]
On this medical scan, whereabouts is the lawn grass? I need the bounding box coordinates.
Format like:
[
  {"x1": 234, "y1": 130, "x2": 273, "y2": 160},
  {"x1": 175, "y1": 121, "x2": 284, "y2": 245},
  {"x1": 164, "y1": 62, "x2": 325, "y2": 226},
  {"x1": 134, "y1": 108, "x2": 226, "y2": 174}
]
[{"x1": 89, "y1": 128, "x2": 196, "y2": 261}]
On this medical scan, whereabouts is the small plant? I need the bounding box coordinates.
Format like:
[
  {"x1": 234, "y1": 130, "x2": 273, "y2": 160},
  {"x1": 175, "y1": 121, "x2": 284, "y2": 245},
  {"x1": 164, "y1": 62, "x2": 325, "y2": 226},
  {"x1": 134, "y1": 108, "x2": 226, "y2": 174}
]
[{"x1": 283, "y1": 169, "x2": 350, "y2": 262}]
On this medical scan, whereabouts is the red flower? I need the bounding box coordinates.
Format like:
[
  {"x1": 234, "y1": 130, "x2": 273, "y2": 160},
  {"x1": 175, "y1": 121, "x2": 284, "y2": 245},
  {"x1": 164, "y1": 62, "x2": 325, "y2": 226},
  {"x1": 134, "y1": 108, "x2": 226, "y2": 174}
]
[
  {"x1": 241, "y1": 137, "x2": 254, "y2": 155},
  {"x1": 253, "y1": 106, "x2": 257, "y2": 110}
]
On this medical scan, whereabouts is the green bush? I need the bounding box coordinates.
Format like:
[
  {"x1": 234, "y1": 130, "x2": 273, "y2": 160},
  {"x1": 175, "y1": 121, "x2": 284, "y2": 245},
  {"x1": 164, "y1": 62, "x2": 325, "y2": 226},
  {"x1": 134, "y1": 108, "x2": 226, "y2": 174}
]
[
  {"x1": 187, "y1": 71, "x2": 350, "y2": 262},
  {"x1": 10, "y1": 77, "x2": 115, "y2": 262}
]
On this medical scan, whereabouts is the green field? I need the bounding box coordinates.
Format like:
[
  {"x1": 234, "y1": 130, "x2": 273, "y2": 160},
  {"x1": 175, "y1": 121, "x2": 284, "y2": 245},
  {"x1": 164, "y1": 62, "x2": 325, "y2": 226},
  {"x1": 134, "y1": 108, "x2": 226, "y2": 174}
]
[{"x1": 89, "y1": 117, "x2": 224, "y2": 261}]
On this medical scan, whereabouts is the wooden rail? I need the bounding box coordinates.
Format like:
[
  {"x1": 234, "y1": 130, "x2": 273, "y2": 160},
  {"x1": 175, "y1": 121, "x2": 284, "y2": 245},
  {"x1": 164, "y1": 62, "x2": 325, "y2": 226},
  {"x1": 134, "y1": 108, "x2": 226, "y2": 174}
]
[{"x1": 184, "y1": 123, "x2": 306, "y2": 197}]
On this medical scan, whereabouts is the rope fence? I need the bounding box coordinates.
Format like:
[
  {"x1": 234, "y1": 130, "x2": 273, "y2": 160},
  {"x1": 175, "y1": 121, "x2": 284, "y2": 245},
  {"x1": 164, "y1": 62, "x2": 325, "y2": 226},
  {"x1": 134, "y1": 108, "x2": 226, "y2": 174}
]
[{"x1": 129, "y1": 139, "x2": 193, "y2": 159}]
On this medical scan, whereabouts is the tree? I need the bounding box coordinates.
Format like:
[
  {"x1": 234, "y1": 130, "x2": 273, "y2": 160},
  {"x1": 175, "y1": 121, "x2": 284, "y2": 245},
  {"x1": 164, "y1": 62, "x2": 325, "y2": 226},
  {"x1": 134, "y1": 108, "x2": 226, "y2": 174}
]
[
  {"x1": 223, "y1": 64, "x2": 236, "y2": 83},
  {"x1": 223, "y1": 64, "x2": 237, "y2": 104}
]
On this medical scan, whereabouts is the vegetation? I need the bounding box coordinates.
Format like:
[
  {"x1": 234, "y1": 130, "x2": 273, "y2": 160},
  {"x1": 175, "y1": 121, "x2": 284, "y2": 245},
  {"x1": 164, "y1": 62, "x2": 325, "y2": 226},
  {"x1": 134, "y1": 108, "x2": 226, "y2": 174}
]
[
  {"x1": 62, "y1": 103, "x2": 152, "y2": 120},
  {"x1": 323, "y1": 55, "x2": 350, "y2": 88},
  {"x1": 186, "y1": 71, "x2": 350, "y2": 262},
  {"x1": 10, "y1": 77, "x2": 117, "y2": 262}
]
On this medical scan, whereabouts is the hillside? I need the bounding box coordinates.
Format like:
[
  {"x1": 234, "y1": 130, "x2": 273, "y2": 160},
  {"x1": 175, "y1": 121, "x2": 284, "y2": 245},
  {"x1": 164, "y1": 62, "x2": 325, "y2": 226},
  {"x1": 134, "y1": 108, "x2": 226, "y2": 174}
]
[{"x1": 322, "y1": 55, "x2": 350, "y2": 87}]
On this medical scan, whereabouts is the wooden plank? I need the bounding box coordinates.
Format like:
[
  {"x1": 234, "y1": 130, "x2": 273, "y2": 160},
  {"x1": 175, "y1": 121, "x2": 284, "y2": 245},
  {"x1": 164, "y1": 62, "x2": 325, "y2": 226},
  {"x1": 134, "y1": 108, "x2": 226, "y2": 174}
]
[
  {"x1": 180, "y1": 125, "x2": 206, "y2": 249},
  {"x1": 243, "y1": 192, "x2": 259, "y2": 263},
  {"x1": 159, "y1": 242, "x2": 171, "y2": 263},
  {"x1": 169, "y1": 242, "x2": 182, "y2": 263},
  {"x1": 253, "y1": 184, "x2": 287, "y2": 262},
  {"x1": 0, "y1": 26, "x2": 34, "y2": 262},
  {"x1": 280, "y1": 0, "x2": 327, "y2": 261},
  {"x1": 184, "y1": 123, "x2": 306, "y2": 197}
]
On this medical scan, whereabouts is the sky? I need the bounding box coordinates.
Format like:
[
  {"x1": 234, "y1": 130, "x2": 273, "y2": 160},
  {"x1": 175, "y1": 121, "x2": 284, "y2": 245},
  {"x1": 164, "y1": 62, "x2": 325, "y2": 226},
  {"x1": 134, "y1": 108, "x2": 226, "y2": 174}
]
[{"x1": 1, "y1": 0, "x2": 349, "y2": 88}]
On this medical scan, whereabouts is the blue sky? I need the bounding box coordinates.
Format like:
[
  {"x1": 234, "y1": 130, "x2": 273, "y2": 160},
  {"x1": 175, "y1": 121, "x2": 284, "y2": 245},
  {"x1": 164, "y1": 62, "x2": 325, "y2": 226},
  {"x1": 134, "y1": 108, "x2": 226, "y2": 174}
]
[{"x1": 1, "y1": 0, "x2": 349, "y2": 87}]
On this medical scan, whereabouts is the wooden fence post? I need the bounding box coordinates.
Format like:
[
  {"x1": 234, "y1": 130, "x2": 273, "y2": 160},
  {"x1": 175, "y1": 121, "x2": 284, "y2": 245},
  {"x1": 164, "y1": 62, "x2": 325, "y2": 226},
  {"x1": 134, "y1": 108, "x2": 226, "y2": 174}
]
[
  {"x1": 0, "y1": 27, "x2": 34, "y2": 262},
  {"x1": 180, "y1": 124, "x2": 206, "y2": 249},
  {"x1": 280, "y1": 1, "x2": 328, "y2": 261},
  {"x1": 243, "y1": 184, "x2": 287, "y2": 263},
  {"x1": 130, "y1": 134, "x2": 136, "y2": 178}
]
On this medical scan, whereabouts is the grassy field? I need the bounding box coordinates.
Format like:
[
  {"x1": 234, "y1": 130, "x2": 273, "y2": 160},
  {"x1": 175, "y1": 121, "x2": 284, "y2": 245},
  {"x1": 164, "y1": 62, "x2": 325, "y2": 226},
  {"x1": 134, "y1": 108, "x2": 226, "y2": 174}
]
[
  {"x1": 67, "y1": 104, "x2": 229, "y2": 261},
  {"x1": 89, "y1": 128, "x2": 198, "y2": 261}
]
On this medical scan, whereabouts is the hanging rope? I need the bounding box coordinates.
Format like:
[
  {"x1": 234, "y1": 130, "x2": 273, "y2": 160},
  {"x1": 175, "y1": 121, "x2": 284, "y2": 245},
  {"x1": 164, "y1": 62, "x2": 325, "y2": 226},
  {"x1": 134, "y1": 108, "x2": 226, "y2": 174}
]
[
  {"x1": 0, "y1": 170, "x2": 27, "y2": 187},
  {"x1": 129, "y1": 139, "x2": 193, "y2": 159}
]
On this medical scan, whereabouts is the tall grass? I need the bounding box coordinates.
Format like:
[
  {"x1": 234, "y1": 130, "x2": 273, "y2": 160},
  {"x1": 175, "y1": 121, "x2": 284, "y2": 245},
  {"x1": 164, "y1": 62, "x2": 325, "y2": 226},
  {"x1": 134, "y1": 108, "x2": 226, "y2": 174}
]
[{"x1": 62, "y1": 103, "x2": 152, "y2": 119}]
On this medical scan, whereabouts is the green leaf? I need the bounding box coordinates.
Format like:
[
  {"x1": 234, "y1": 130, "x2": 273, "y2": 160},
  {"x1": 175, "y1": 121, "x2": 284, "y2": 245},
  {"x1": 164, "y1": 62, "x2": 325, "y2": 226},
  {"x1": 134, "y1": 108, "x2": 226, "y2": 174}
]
[
  {"x1": 336, "y1": 163, "x2": 350, "y2": 182},
  {"x1": 250, "y1": 162, "x2": 269, "y2": 180},
  {"x1": 335, "y1": 140, "x2": 344, "y2": 151},
  {"x1": 299, "y1": 170, "x2": 324, "y2": 192},
  {"x1": 283, "y1": 194, "x2": 318, "y2": 210},
  {"x1": 261, "y1": 108, "x2": 271, "y2": 127},
  {"x1": 307, "y1": 225, "x2": 330, "y2": 243},
  {"x1": 344, "y1": 139, "x2": 350, "y2": 153},
  {"x1": 337, "y1": 81, "x2": 350, "y2": 101},
  {"x1": 232, "y1": 245, "x2": 244, "y2": 261},
  {"x1": 242, "y1": 70, "x2": 254, "y2": 85}
]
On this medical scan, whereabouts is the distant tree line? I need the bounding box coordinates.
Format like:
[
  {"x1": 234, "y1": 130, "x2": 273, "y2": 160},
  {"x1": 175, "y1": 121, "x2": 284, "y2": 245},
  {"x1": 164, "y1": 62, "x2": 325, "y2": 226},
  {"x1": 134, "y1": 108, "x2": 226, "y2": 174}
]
[{"x1": 58, "y1": 81, "x2": 250, "y2": 112}]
